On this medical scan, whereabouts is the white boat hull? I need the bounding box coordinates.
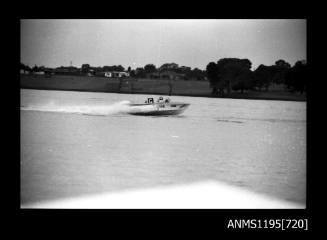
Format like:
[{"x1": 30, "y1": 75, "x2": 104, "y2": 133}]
[{"x1": 128, "y1": 102, "x2": 190, "y2": 116}]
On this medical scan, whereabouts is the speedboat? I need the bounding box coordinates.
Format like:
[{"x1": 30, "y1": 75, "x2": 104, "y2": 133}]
[{"x1": 127, "y1": 96, "x2": 190, "y2": 116}]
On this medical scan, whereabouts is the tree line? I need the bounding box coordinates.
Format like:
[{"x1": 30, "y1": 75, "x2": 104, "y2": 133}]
[
  {"x1": 20, "y1": 63, "x2": 126, "y2": 74},
  {"x1": 129, "y1": 63, "x2": 206, "y2": 80},
  {"x1": 206, "y1": 58, "x2": 307, "y2": 95},
  {"x1": 81, "y1": 64, "x2": 125, "y2": 73},
  {"x1": 20, "y1": 62, "x2": 207, "y2": 80},
  {"x1": 21, "y1": 58, "x2": 307, "y2": 95}
]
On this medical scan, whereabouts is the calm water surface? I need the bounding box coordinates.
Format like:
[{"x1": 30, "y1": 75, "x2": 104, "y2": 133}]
[{"x1": 20, "y1": 89, "x2": 306, "y2": 205}]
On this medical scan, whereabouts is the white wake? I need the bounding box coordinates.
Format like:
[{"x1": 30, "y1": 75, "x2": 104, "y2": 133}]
[{"x1": 21, "y1": 101, "x2": 133, "y2": 116}]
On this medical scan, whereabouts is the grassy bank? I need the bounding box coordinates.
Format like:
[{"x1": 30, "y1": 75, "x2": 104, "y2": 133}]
[{"x1": 20, "y1": 74, "x2": 306, "y2": 101}]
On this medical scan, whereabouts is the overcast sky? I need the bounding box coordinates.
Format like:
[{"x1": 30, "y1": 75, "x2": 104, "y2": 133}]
[{"x1": 21, "y1": 19, "x2": 306, "y2": 70}]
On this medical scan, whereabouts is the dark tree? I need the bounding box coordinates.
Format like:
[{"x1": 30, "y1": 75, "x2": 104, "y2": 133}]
[
  {"x1": 253, "y1": 65, "x2": 273, "y2": 91},
  {"x1": 113, "y1": 65, "x2": 125, "y2": 72},
  {"x1": 206, "y1": 62, "x2": 220, "y2": 95},
  {"x1": 159, "y1": 63, "x2": 179, "y2": 72},
  {"x1": 20, "y1": 63, "x2": 25, "y2": 70},
  {"x1": 275, "y1": 59, "x2": 291, "y2": 68},
  {"x1": 216, "y1": 58, "x2": 252, "y2": 95},
  {"x1": 189, "y1": 68, "x2": 206, "y2": 81},
  {"x1": 32, "y1": 65, "x2": 39, "y2": 72},
  {"x1": 177, "y1": 66, "x2": 191, "y2": 74},
  {"x1": 81, "y1": 64, "x2": 90, "y2": 74},
  {"x1": 285, "y1": 60, "x2": 307, "y2": 94},
  {"x1": 130, "y1": 70, "x2": 136, "y2": 77},
  {"x1": 20, "y1": 63, "x2": 31, "y2": 73},
  {"x1": 206, "y1": 58, "x2": 254, "y2": 96},
  {"x1": 102, "y1": 65, "x2": 112, "y2": 72},
  {"x1": 144, "y1": 64, "x2": 156, "y2": 73},
  {"x1": 118, "y1": 65, "x2": 125, "y2": 71},
  {"x1": 272, "y1": 59, "x2": 291, "y2": 84},
  {"x1": 232, "y1": 69, "x2": 254, "y2": 93},
  {"x1": 135, "y1": 67, "x2": 146, "y2": 78}
]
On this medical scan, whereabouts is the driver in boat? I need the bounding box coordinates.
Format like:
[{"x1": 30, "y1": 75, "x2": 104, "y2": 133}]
[
  {"x1": 156, "y1": 96, "x2": 165, "y2": 110},
  {"x1": 157, "y1": 96, "x2": 171, "y2": 103},
  {"x1": 157, "y1": 96, "x2": 164, "y2": 103}
]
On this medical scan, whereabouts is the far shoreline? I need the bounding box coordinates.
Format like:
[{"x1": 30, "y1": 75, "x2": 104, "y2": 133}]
[{"x1": 20, "y1": 74, "x2": 306, "y2": 102}]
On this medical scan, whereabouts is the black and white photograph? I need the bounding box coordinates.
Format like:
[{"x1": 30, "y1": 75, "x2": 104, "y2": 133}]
[{"x1": 20, "y1": 19, "x2": 306, "y2": 209}]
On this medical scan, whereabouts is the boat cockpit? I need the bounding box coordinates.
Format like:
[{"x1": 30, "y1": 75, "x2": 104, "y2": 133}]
[{"x1": 144, "y1": 97, "x2": 170, "y2": 104}]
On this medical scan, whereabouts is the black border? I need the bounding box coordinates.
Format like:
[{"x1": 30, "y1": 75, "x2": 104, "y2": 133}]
[{"x1": 14, "y1": 8, "x2": 315, "y2": 233}]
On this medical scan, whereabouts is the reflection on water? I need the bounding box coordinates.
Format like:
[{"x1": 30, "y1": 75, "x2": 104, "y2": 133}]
[{"x1": 20, "y1": 89, "x2": 306, "y2": 206}]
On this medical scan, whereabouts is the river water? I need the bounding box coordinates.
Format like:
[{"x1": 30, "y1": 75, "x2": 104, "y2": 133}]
[{"x1": 20, "y1": 89, "x2": 306, "y2": 206}]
